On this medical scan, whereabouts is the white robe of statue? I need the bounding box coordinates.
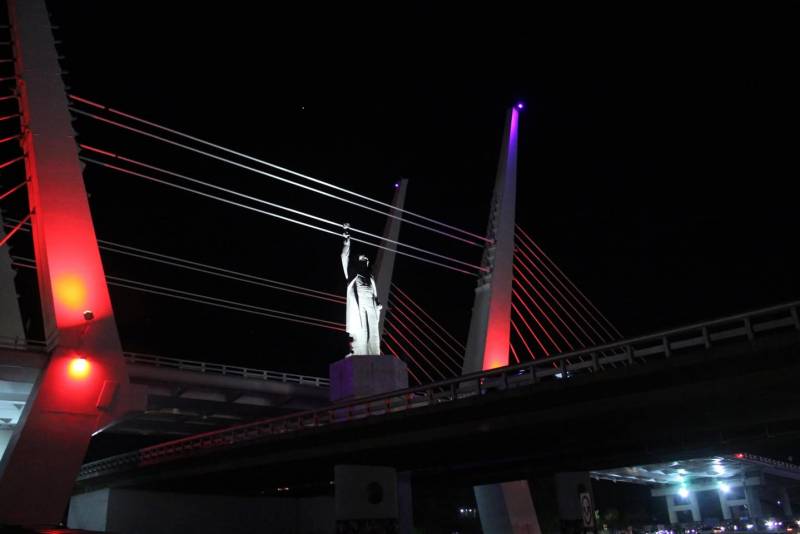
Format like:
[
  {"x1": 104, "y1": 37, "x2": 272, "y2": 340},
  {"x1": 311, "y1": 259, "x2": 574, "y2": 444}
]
[{"x1": 341, "y1": 235, "x2": 382, "y2": 355}]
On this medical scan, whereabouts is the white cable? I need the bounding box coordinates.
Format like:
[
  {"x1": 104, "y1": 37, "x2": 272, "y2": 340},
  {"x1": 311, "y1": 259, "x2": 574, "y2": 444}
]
[
  {"x1": 81, "y1": 157, "x2": 480, "y2": 276},
  {"x1": 100, "y1": 238, "x2": 343, "y2": 300},
  {"x1": 70, "y1": 107, "x2": 486, "y2": 248},
  {"x1": 12, "y1": 257, "x2": 344, "y2": 331},
  {"x1": 69, "y1": 95, "x2": 491, "y2": 245},
  {"x1": 82, "y1": 146, "x2": 486, "y2": 272},
  {"x1": 101, "y1": 244, "x2": 345, "y2": 305},
  {"x1": 106, "y1": 275, "x2": 344, "y2": 329},
  {"x1": 108, "y1": 280, "x2": 344, "y2": 332},
  {"x1": 4, "y1": 217, "x2": 346, "y2": 303}
]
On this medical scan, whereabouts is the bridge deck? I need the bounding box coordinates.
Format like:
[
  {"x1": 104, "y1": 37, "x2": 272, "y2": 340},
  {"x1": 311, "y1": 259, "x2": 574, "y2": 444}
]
[
  {"x1": 76, "y1": 301, "x2": 800, "y2": 492},
  {"x1": 0, "y1": 344, "x2": 330, "y2": 435}
]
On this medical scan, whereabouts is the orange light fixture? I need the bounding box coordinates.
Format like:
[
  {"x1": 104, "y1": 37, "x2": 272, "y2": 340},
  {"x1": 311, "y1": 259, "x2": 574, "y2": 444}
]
[{"x1": 54, "y1": 274, "x2": 88, "y2": 311}]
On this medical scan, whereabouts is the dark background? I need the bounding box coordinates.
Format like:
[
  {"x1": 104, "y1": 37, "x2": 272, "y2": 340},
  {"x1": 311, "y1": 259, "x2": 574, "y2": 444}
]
[{"x1": 5, "y1": 2, "x2": 798, "y2": 377}]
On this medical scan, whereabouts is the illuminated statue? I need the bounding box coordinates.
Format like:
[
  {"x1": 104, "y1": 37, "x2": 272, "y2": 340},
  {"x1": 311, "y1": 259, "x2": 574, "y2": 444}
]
[{"x1": 341, "y1": 224, "x2": 382, "y2": 355}]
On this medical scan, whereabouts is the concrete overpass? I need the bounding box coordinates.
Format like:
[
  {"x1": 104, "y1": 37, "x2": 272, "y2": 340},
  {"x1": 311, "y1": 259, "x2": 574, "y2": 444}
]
[
  {"x1": 0, "y1": 341, "x2": 330, "y2": 456},
  {"x1": 75, "y1": 300, "x2": 800, "y2": 494}
]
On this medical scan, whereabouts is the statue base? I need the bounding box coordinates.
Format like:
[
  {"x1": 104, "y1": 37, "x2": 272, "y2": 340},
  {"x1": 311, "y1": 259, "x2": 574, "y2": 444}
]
[{"x1": 329, "y1": 355, "x2": 408, "y2": 403}]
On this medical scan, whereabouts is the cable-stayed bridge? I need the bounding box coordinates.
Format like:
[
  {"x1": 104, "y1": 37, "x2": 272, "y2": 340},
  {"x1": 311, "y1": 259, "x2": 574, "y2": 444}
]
[
  {"x1": 0, "y1": 2, "x2": 797, "y2": 532},
  {"x1": 75, "y1": 300, "x2": 799, "y2": 491}
]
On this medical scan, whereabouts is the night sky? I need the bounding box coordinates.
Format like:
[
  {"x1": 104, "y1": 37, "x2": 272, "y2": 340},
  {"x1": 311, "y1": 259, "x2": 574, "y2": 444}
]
[{"x1": 8, "y1": 2, "x2": 798, "y2": 377}]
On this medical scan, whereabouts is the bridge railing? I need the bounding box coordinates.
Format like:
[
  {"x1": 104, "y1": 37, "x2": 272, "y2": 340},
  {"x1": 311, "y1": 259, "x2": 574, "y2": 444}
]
[
  {"x1": 123, "y1": 352, "x2": 330, "y2": 388},
  {"x1": 0, "y1": 340, "x2": 330, "y2": 387},
  {"x1": 0, "y1": 335, "x2": 47, "y2": 352},
  {"x1": 78, "y1": 300, "x2": 800, "y2": 481},
  {"x1": 738, "y1": 452, "x2": 800, "y2": 474}
]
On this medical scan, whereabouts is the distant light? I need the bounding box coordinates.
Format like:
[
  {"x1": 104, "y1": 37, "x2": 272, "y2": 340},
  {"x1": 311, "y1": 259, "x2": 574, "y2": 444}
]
[
  {"x1": 735, "y1": 453, "x2": 745, "y2": 459},
  {"x1": 746, "y1": 524, "x2": 754, "y2": 530},
  {"x1": 394, "y1": 182, "x2": 400, "y2": 189},
  {"x1": 516, "y1": 102, "x2": 524, "y2": 110},
  {"x1": 714, "y1": 464, "x2": 726, "y2": 474},
  {"x1": 677, "y1": 468, "x2": 688, "y2": 475},
  {"x1": 678, "y1": 487, "x2": 689, "y2": 498},
  {"x1": 766, "y1": 520, "x2": 777, "y2": 530},
  {"x1": 719, "y1": 482, "x2": 731, "y2": 494}
]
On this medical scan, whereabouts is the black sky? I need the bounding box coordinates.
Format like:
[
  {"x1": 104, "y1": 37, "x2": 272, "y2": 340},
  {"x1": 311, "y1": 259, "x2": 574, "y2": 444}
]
[{"x1": 10, "y1": 2, "x2": 797, "y2": 376}]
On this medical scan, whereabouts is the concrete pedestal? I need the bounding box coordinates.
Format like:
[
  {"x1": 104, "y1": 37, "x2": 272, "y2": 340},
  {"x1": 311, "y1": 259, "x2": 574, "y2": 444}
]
[
  {"x1": 329, "y1": 355, "x2": 409, "y2": 533},
  {"x1": 329, "y1": 355, "x2": 408, "y2": 403}
]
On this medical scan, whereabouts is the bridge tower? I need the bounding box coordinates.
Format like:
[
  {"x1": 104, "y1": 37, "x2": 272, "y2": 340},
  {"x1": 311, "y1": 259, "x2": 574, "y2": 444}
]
[
  {"x1": 0, "y1": 0, "x2": 140, "y2": 526},
  {"x1": 374, "y1": 178, "x2": 408, "y2": 338},
  {"x1": 462, "y1": 105, "x2": 520, "y2": 373},
  {"x1": 462, "y1": 106, "x2": 543, "y2": 533}
]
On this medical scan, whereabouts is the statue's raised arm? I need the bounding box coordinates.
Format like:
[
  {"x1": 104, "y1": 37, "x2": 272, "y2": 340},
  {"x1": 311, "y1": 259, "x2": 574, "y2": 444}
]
[{"x1": 341, "y1": 223, "x2": 350, "y2": 279}]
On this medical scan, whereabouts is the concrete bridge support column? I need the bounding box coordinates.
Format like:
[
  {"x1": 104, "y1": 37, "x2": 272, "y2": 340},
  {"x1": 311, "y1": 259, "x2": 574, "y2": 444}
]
[
  {"x1": 665, "y1": 492, "x2": 701, "y2": 524},
  {"x1": 474, "y1": 480, "x2": 541, "y2": 534},
  {"x1": 329, "y1": 357, "x2": 411, "y2": 533},
  {"x1": 0, "y1": 429, "x2": 12, "y2": 457},
  {"x1": 331, "y1": 466, "x2": 413, "y2": 534},
  {"x1": 397, "y1": 471, "x2": 414, "y2": 534},
  {"x1": 718, "y1": 489, "x2": 748, "y2": 520},
  {"x1": 744, "y1": 485, "x2": 763, "y2": 519},
  {"x1": 335, "y1": 465, "x2": 401, "y2": 533},
  {"x1": 554, "y1": 472, "x2": 596, "y2": 533},
  {"x1": 780, "y1": 487, "x2": 793, "y2": 518}
]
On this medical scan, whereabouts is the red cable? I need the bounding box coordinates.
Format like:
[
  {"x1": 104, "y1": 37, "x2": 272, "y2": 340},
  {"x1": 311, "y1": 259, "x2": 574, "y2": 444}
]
[
  {"x1": 387, "y1": 295, "x2": 463, "y2": 368},
  {"x1": 391, "y1": 285, "x2": 465, "y2": 350},
  {"x1": 384, "y1": 320, "x2": 450, "y2": 381},
  {"x1": 515, "y1": 244, "x2": 606, "y2": 343},
  {"x1": 516, "y1": 226, "x2": 620, "y2": 339},
  {"x1": 510, "y1": 301, "x2": 550, "y2": 356},
  {"x1": 383, "y1": 329, "x2": 435, "y2": 383},
  {"x1": 511, "y1": 286, "x2": 565, "y2": 352},
  {"x1": 385, "y1": 312, "x2": 460, "y2": 376},
  {"x1": 513, "y1": 263, "x2": 586, "y2": 347}
]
